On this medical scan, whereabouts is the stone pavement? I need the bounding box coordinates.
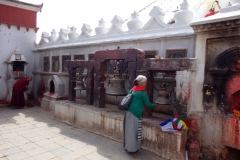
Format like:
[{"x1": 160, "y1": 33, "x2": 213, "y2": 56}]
[{"x1": 0, "y1": 106, "x2": 167, "y2": 160}]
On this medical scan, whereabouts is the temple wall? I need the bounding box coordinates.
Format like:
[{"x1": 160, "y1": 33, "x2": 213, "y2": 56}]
[
  {"x1": 190, "y1": 14, "x2": 240, "y2": 159},
  {"x1": 32, "y1": 35, "x2": 196, "y2": 104},
  {"x1": 0, "y1": 24, "x2": 36, "y2": 100},
  {"x1": 32, "y1": 2, "x2": 240, "y2": 159}
]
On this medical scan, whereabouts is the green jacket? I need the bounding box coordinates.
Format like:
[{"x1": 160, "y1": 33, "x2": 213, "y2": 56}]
[{"x1": 128, "y1": 89, "x2": 156, "y2": 119}]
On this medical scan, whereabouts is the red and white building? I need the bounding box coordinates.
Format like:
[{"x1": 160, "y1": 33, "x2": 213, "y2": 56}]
[{"x1": 0, "y1": 0, "x2": 43, "y2": 100}]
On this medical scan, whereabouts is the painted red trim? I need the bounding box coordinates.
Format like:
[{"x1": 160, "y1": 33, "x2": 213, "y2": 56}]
[
  {"x1": 34, "y1": 28, "x2": 39, "y2": 33},
  {"x1": 0, "y1": 4, "x2": 37, "y2": 29}
]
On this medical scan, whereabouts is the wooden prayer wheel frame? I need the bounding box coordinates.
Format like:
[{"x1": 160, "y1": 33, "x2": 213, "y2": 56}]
[
  {"x1": 94, "y1": 48, "x2": 145, "y2": 108},
  {"x1": 67, "y1": 60, "x2": 94, "y2": 105},
  {"x1": 142, "y1": 58, "x2": 197, "y2": 117}
]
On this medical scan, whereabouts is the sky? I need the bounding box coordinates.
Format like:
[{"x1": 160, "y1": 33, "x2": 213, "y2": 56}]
[
  {"x1": 20, "y1": 0, "x2": 231, "y2": 42},
  {"x1": 21, "y1": 0, "x2": 179, "y2": 42}
]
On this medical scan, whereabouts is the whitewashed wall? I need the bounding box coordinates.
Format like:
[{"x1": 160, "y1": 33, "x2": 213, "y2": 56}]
[
  {"x1": 32, "y1": 1, "x2": 197, "y2": 101},
  {"x1": 32, "y1": 34, "x2": 196, "y2": 102},
  {"x1": 0, "y1": 24, "x2": 36, "y2": 100}
]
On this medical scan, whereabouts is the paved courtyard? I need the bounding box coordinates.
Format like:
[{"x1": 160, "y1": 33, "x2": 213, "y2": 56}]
[{"x1": 0, "y1": 106, "x2": 166, "y2": 160}]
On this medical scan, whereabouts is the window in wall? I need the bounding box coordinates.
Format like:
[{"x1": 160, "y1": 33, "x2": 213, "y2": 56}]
[
  {"x1": 52, "y1": 56, "x2": 59, "y2": 72},
  {"x1": 88, "y1": 54, "x2": 94, "y2": 60},
  {"x1": 13, "y1": 62, "x2": 24, "y2": 71},
  {"x1": 166, "y1": 49, "x2": 187, "y2": 58},
  {"x1": 74, "y1": 55, "x2": 85, "y2": 60},
  {"x1": 43, "y1": 57, "x2": 49, "y2": 72},
  {"x1": 62, "y1": 55, "x2": 71, "y2": 72},
  {"x1": 145, "y1": 51, "x2": 157, "y2": 59}
]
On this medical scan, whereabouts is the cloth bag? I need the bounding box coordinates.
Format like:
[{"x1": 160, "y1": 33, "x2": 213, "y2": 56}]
[{"x1": 118, "y1": 94, "x2": 133, "y2": 110}]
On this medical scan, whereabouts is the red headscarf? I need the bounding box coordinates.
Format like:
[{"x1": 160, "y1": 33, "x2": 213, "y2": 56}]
[
  {"x1": 132, "y1": 86, "x2": 145, "y2": 92},
  {"x1": 132, "y1": 86, "x2": 147, "y2": 109}
]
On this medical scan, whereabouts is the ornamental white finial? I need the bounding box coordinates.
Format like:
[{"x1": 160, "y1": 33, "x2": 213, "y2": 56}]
[
  {"x1": 51, "y1": 29, "x2": 56, "y2": 36},
  {"x1": 68, "y1": 26, "x2": 79, "y2": 40},
  {"x1": 180, "y1": 0, "x2": 189, "y2": 10},
  {"x1": 95, "y1": 18, "x2": 108, "y2": 35},
  {"x1": 127, "y1": 11, "x2": 143, "y2": 31},
  {"x1": 98, "y1": 18, "x2": 106, "y2": 27},
  {"x1": 131, "y1": 11, "x2": 139, "y2": 19}
]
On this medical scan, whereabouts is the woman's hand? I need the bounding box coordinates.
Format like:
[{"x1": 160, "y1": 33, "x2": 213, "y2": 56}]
[
  {"x1": 155, "y1": 103, "x2": 159, "y2": 108},
  {"x1": 25, "y1": 85, "x2": 29, "y2": 90}
]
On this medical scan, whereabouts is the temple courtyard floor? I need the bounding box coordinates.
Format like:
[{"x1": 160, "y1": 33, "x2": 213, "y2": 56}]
[{"x1": 0, "y1": 106, "x2": 167, "y2": 160}]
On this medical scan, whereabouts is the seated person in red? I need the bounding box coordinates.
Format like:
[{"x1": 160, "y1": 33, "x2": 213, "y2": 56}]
[
  {"x1": 205, "y1": 1, "x2": 221, "y2": 18},
  {"x1": 11, "y1": 77, "x2": 32, "y2": 109}
]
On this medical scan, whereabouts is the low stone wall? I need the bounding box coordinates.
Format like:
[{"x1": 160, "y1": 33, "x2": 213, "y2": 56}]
[
  {"x1": 54, "y1": 100, "x2": 187, "y2": 160},
  {"x1": 41, "y1": 96, "x2": 57, "y2": 111}
]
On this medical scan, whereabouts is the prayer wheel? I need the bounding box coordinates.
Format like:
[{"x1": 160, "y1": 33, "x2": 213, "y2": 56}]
[
  {"x1": 74, "y1": 80, "x2": 86, "y2": 91},
  {"x1": 105, "y1": 74, "x2": 128, "y2": 96},
  {"x1": 155, "y1": 89, "x2": 170, "y2": 104}
]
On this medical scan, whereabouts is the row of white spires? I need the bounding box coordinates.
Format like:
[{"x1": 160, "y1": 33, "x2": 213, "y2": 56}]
[{"x1": 38, "y1": 0, "x2": 194, "y2": 46}]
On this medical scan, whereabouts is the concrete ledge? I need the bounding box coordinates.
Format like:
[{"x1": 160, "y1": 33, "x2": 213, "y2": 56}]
[
  {"x1": 54, "y1": 100, "x2": 187, "y2": 160},
  {"x1": 41, "y1": 97, "x2": 56, "y2": 111}
]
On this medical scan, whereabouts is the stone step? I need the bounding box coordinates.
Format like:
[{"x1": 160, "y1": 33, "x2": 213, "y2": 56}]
[{"x1": 54, "y1": 100, "x2": 187, "y2": 160}]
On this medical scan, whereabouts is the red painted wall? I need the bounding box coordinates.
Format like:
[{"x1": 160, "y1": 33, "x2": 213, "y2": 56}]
[
  {"x1": 226, "y1": 75, "x2": 240, "y2": 103},
  {"x1": 0, "y1": 4, "x2": 37, "y2": 29},
  {"x1": 223, "y1": 116, "x2": 240, "y2": 150}
]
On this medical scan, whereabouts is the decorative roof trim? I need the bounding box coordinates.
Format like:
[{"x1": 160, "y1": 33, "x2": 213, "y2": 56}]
[
  {"x1": 191, "y1": 18, "x2": 240, "y2": 33},
  {"x1": 191, "y1": 7, "x2": 240, "y2": 33},
  {"x1": 191, "y1": 10, "x2": 240, "y2": 26},
  {"x1": 0, "y1": 0, "x2": 43, "y2": 12},
  {"x1": 106, "y1": 15, "x2": 124, "y2": 35},
  {"x1": 78, "y1": 24, "x2": 91, "y2": 39},
  {"x1": 142, "y1": 6, "x2": 168, "y2": 30},
  {"x1": 34, "y1": 25, "x2": 195, "y2": 51}
]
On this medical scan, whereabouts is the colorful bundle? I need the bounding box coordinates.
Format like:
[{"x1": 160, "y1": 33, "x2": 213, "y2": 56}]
[
  {"x1": 233, "y1": 109, "x2": 240, "y2": 118},
  {"x1": 159, "y1": 113, "x2": 190, "y2": 131}
]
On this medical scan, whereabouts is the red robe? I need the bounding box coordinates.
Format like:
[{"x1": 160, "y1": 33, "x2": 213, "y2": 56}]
[
  {"x1": 204, "y1": 11, "x2": 216, "y2": 18},
  {"x1": 11, "y1": 78, "x2": 30, "y2": 108}
]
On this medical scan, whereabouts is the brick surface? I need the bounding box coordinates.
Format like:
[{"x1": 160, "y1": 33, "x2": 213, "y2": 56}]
[
  {"x1": 0, "y1": 107, "x2": 167, "y2": 160},
  {"x1": 0, "y1": 147, "x2": 22, "y2": 156},
  {"x1": 6, "y1": 152, "x2": 30, "y2": 160},
  {"x1": 25, "y1": 147, "x2": 46, "y2": 156}
]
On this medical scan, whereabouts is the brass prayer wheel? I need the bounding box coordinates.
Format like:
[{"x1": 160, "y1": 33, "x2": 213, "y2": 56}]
[
  {"x1": 74, "y1": 80, "x2": 86, "y2": 91},
  {"x1": 105, "y1": 74, "x2": 128, "y2": 96},
  {"x1": 155, "y1": 89, "x2": 170, "y2": 105}
]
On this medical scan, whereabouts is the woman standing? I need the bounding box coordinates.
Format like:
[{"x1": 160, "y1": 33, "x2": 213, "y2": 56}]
[{"x1": 123, "y1": 75, "x2": 156, "y2": 152}]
